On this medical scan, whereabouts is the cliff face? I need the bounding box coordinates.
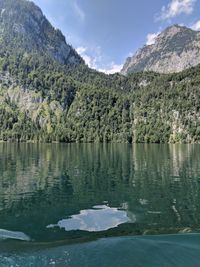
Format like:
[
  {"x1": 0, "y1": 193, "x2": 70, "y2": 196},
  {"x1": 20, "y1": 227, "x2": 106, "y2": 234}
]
[
  {"x1": 0, "y1": 0, "x2": 83, "y2": 65},
  {"x1": 121, "y1": 25, "x2": 200, "y2": 75}
]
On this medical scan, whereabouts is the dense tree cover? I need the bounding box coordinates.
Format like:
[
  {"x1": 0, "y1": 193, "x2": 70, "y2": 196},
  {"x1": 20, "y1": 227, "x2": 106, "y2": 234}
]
[{"x1": 0, "y1": 48, "x2": 199, "y2": 144}]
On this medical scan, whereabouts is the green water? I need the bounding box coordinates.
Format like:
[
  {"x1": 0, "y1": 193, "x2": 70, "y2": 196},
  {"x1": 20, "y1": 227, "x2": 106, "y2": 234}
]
[{"x1": 0, "y1": 143, "x2": 200, "y2": 266}]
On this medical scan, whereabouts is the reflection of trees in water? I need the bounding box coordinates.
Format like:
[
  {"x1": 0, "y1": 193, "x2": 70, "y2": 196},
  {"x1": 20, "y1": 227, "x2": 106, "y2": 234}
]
[
  {"x1": 0, "y1": 143, "x2": 134, "y2": 210},
  {"x1": 132, "y1": 144, "x2": 200, "y2": 227},
  {"x1": 0, "y1": 144, "x2": 71, "y2": 210},
  {"x1": 0, "y1": 143, "x2": 199, "y2": 237}
]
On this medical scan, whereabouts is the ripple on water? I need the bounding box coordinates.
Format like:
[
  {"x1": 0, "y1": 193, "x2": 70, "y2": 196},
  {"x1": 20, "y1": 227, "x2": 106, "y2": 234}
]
[{"x1": 0, "y1": 234, "x2": 200, "y2": 267}]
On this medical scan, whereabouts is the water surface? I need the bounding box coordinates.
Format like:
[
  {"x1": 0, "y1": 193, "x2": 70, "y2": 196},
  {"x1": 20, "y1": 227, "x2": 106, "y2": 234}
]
[{"x1": 0, "y1": 143, "x2": 200, "y2": 266}]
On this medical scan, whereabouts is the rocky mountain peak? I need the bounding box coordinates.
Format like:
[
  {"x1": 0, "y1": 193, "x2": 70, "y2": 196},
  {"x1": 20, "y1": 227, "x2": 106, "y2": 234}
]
[
  {"x1": 121, "y1": 25, "x2": 200, "y2": 75},
  {"x1": 155, "y1": 25, "x2": 181, "y2": 43},
  {"x1": 0, "y1": 0, "x2": 84, "y2": 65}
]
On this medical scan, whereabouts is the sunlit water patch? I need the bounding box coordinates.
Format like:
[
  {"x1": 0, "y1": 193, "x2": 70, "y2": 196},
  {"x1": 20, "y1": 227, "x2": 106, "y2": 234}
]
[{"x1": 47, "y1": 205, "x2": 133, "y2": 232}]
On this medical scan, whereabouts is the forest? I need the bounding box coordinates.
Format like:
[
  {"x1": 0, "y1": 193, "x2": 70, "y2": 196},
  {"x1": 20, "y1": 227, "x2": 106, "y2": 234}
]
[{"x1": 0, "y1": 48, "x2": 199, "y2": 144}]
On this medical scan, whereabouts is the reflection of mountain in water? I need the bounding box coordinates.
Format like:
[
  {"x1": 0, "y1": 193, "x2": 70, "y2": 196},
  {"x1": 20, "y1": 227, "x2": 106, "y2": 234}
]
[{"x1": 0, "y1": 143, "x2": 200, "y2": 242}]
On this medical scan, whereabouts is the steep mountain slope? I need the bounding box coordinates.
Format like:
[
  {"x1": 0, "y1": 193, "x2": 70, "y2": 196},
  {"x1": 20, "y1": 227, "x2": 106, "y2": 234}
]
[
  {"x1": 0, "y1": 0, "x2": 199, "y2": 144},
  {"x1": 121, "y1": 25, "x2": 200, "y2": 75},
  {"x1": 0, "y1": 0, "x2": 83, "y2": 65}
]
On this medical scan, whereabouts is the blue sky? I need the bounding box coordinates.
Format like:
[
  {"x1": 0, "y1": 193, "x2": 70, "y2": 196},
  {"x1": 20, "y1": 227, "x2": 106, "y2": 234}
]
[{"x1": 32, "y1": 0, "x2": 200, "y2": 73}]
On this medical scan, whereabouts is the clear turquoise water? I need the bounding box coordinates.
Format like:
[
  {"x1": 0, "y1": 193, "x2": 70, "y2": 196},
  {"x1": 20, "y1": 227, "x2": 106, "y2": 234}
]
[
  {"x1": 1, "y1": 234, "x2": 200, "y2": 267},
  {"x1": 0, "y1": 143, "x2": 200, "y2": 266}
]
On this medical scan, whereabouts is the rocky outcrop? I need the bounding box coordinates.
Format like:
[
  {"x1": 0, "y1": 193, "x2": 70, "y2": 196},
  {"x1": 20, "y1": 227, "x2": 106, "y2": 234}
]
[
  {"x1": 0, "y1": 0, "x2": 84, "y2": 65},
  {"x1": 121, "y1": 25, "x2": 200, "y2": 75}
]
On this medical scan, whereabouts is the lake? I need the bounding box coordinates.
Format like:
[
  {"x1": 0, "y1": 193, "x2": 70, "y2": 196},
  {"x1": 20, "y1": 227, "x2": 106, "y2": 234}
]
[{"x1": 0, "y1": 143, "x2": 200, "y2": 266}]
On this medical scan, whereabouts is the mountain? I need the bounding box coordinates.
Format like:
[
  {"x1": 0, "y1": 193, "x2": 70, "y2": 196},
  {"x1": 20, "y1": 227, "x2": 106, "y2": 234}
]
[
  {"x1": 0, "y1": 0, "x2": 199, "y2": 144},
  {"x1": 0, "y1": 0, "x2": 83, "y2": 65},
  {"x1": 121, "y1": 25, "x2": 200, "y2": 75}
]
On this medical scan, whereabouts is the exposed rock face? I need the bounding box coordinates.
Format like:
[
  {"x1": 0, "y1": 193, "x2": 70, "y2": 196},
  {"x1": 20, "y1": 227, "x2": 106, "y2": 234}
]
[
  {"x1": 0, "y1": 0, "x2": 83, "y2": 65},
  {"x1": 121, "y1": 25, "x2": 200, "y2": 75}
]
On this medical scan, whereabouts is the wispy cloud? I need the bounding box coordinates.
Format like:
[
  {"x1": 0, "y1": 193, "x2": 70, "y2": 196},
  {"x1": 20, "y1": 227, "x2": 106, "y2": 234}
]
[
  {"x1": 72, "y1": 1, "x2": 85, "y2": 22},
  {"x1": 191, "y1": 20, "x2": 200, "y2": 31},
  {"x1": 76, "y1": 46, "x2": 103, "y2": 70},
  {"x1": 76, "y1": 46, "x2": 122, "y2": 74},
  {"x1": 146, "y1": 31, "x2": 160, "y2": 45},
  {"x1": 157, "y1": 0, "x2": 196, "y2": 21}
]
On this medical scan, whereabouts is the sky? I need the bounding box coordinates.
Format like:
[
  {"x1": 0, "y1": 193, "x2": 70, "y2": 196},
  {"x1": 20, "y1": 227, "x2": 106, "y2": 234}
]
[{"x1": 32, "y1": 0, "x2": 200, "y2": 74}]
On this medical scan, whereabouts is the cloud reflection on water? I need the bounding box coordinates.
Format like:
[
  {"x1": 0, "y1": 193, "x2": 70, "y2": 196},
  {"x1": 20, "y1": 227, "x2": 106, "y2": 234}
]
[{"x1": 47, "y1": 205, "x2": 133, "y2": 232}]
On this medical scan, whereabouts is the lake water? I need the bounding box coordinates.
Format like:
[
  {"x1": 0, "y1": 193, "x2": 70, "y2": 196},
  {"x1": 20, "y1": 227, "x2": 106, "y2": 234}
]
[{"x1": 0, "y1": 143, "x2": 200, "y2": 266}]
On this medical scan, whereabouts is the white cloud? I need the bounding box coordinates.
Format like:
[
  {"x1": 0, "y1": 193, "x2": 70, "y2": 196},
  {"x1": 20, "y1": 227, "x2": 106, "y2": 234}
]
[
  {"x1": 98, "y1": 63, "x2": 123, "y2": 75},
  {"x1": 76, "y1": 47, "x2": 94, "y2": 67},
  {"x1": 76, "y1": 47, "x2": 122, "y2": 74},
  {"x1": 191, "y1": 20, "x2": 200, "y2": 31},
  {"x1": 76, "y1": 47, "x2": 87, "y2": 55},
  {"x1": 82, "y1": 54, "x2": 93, "y2": 67},
  {"x1": 72, "y1": 1, "x2": 85, "y2": 21},
  {"x1": 146, "y1": 32, "x2": 160, "y2": 45},
  {"x1": 76, "y1": 46, "x2": 102, "y2": 69},
  {"x1": 158, "y1": 0, "x2": 196, "y2": 21}
]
